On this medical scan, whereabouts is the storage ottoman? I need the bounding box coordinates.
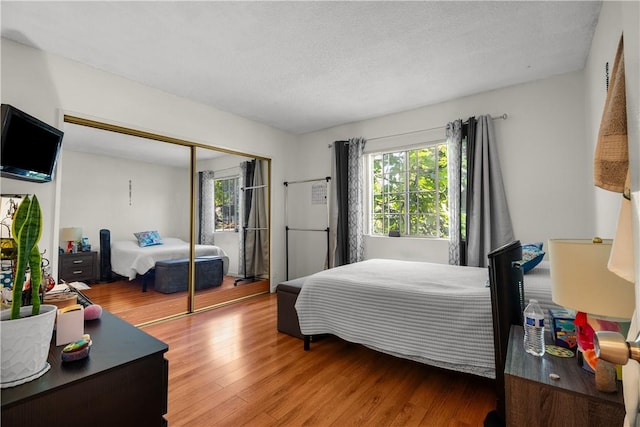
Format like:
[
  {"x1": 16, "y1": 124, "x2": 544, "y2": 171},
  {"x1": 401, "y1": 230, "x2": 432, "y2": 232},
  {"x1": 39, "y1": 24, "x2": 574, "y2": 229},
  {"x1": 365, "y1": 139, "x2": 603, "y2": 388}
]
[
  {"x1": 276, "y1": 276, "x2": 307, "y2": 340},
  {"x1": 154, "y1": 256, "x2": 224, "y2": 294}
]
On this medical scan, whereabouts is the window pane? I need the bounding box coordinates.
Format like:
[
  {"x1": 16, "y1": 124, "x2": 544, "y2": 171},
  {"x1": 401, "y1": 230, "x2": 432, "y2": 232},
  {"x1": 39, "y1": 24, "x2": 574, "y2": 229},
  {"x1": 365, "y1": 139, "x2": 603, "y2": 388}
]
[
  {"x1": 385, "y1": 152, "x2": 405, "y2": 175},
  {"x1": 373, "y1": 175, "x2": 384, "y2": 194},
  {"x1": 214, "y1": 176, "x2": 239, "y2": 231},
  {"x1": 372, "y1": 154, "x2": 383, "y2": 176},
  {"x1": 372, "y1": 195, "x2": 384, "y2": 214},
  {"x1": 387, "y1": 194, "x2": 404, "y2": 214},
  {"x1": 369, "y1": 143, "x2": 449, "y2": 238},
  {"x1": 387, "y1": 214, "x2": 404, "y2": 234},
  {"x1": 372, "y1": 214, "x2": 384, "y2": 234}
]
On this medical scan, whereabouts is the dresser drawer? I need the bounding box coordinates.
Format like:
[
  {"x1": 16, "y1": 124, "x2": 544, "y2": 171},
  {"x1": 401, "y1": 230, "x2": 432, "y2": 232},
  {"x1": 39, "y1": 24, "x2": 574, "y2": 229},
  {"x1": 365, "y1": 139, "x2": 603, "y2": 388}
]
[{"x1": 58, "y1": 252, "x2": 97, "y2": 283}]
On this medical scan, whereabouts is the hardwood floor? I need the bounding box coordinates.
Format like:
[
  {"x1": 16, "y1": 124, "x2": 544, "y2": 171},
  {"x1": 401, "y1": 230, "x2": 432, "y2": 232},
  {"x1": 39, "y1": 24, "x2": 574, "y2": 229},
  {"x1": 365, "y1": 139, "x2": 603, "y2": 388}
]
[
  {"x1": 82, "y1": 275, "x2": 269, "y2": 325},
  {"x1": 141, "y1": 293, "x2": 497, "y2": 426}
]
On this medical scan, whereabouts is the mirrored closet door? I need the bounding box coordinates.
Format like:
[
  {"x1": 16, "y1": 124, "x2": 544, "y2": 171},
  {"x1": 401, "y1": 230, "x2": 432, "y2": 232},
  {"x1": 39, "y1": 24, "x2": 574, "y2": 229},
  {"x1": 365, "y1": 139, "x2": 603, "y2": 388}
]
[
  {"x1": 59, "y1": 118, "x2": 270, "y2": 325},
  {"x1": 193, "y1": 147, "x2": 270, "y2": 311}
]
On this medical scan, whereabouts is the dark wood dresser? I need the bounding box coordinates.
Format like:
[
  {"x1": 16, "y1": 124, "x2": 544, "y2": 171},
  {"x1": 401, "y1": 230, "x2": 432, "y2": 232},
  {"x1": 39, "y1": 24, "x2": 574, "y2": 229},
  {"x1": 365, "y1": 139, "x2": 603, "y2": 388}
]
[
  {"x1": 58, "y1": 251, "x2": 98, "y2": 283},
  {"x1": 1, "y1": 310, "x2": 169, "y2": 426},
  {"x1": 505, "y1": 325, "x2": 625, "y2": 427}
]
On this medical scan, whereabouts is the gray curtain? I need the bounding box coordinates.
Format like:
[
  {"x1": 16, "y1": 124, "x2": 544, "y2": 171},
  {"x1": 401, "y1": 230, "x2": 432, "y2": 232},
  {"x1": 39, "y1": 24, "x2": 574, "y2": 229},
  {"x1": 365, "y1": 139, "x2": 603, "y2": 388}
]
[
  {"x1": 333, "y1": 137, "x2": 366, "y2": 266},
  {"x1": 447, "y1": 120, "x2": 463, "y2": 265},
  {"x1": 466, "y1": 115, "x2": 514, "y2": 267},
  {"x1": 238, "y1": 161, "x2": 251, "y2": 277},
  {"x1": 239, "y1": 159, "x2": 269, "y2": 278},
  {"x1": 198, "y1": 170, "x2": 215, "y2": 245}
]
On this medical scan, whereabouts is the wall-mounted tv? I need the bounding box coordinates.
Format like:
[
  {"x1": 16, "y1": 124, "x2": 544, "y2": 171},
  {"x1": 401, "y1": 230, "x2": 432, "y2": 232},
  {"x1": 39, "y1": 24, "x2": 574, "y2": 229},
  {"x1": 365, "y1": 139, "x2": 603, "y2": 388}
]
[{"x1": 1, "y1": 104, "x2": 64, "y2": 183}]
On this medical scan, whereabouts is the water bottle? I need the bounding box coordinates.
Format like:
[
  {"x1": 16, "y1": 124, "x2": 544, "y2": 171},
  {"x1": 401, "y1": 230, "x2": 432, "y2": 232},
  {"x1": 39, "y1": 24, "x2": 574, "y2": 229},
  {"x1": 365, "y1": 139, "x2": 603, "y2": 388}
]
[{"x1": 523, "y1": 299, "x2": 545, "y2": 356}]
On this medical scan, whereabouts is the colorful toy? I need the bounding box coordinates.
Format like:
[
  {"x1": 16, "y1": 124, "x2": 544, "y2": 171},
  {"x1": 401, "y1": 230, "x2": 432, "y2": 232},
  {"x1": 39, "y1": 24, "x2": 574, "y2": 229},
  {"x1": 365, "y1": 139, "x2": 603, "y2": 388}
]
[
  {"x1": 61, "y1": 334, "x2": 92, "y2": 362},
  {"x1": 84, "y1": 304, "x2": 102, "y2": 320}
]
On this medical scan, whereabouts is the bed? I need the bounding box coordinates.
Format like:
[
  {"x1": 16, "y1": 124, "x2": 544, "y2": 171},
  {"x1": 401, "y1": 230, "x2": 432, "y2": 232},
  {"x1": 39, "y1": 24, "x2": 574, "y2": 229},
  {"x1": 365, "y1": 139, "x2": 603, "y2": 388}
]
[
  {"x1": 294, "y1": 255, "x2": 558, "y2": 379},
  {"x1": 110, "y1": 237, "x2": 230, "y2": 281}
]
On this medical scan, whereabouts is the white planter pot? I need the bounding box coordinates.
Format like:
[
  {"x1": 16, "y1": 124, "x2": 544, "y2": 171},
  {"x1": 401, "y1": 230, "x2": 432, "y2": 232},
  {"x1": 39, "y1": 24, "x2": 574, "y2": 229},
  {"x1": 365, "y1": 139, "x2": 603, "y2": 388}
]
[{"x1": 1, "y1": 304, "x2": 56, "y2": 388}]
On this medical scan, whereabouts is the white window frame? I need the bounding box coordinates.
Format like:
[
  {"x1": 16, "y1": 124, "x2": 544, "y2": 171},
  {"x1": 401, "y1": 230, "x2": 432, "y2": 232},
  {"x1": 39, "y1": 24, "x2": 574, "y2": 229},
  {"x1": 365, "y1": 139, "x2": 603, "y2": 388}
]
[{"x1": 365, "y1": 140, "x2": 449, "y2": 238}]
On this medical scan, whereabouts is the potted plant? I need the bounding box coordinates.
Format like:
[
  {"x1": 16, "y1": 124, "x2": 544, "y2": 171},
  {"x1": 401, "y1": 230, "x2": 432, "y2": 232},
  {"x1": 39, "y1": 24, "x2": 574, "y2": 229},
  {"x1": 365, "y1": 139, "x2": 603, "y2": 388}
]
[{"x1": 1, "y1": 194, "x2": 57, "y2": 388}]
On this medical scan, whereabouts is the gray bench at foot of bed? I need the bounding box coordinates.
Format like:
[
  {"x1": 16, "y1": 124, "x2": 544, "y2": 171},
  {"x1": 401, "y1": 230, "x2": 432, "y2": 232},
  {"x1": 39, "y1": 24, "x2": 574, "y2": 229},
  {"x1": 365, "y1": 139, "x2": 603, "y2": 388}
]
[
  {"x1": 276, "y1": 276, "x2": 329, "y2": 350},
  {"x1": 276, "y1": 276, "x2": 307, "y2": 340},
  {"x1": 153, "y1": 256, "x2": 224, "y2": 294}
]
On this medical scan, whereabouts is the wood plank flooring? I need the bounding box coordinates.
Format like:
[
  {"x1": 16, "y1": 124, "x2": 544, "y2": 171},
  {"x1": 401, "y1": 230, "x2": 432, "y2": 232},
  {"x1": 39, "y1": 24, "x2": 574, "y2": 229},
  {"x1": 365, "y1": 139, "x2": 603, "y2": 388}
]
[
  {"x1": 82, "y1": 275, "x2": 269, "y2": 325},
  {"x1": 141, "y1": 293, "x2": 497, "y2": 426}
]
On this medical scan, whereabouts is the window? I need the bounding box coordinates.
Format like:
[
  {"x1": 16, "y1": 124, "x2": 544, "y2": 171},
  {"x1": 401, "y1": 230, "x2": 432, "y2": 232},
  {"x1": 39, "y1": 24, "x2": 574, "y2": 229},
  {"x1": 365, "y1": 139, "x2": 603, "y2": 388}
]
[
  {"x1": 369, "y1": 143, "x2": 449, "y2": 238},
  {"x1": 214, "y1": 176, "x2": 239, "y2": 232}
]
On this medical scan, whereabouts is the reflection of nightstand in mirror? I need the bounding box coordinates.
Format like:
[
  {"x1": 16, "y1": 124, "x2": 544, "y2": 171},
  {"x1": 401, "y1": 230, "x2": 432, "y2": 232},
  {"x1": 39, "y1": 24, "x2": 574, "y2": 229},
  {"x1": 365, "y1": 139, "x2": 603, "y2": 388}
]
[
  {"x1": 58, "y1": 251, "x2": 98, "y2": 283},
  {"x1": 505, "y1": 325, "x2": 624, "y2": 426}
]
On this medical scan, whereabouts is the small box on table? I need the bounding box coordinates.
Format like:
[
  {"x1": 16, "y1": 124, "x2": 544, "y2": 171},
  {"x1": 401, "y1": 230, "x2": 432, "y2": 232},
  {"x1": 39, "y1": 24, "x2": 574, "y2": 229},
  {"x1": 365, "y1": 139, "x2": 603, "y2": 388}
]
[{"x1": 549, "y1": 307, "x2": 577, "y2": 350}]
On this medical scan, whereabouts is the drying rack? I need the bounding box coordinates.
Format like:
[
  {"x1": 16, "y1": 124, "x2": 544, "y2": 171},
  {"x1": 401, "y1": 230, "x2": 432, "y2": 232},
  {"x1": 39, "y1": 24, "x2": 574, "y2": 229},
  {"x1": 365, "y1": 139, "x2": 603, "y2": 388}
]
[
  {"x1": 284, "y1": 177, "x2": 331, "y2": 281},
  {"x1": 235, "y1": 183, "x2": 268, "y2": 286}
]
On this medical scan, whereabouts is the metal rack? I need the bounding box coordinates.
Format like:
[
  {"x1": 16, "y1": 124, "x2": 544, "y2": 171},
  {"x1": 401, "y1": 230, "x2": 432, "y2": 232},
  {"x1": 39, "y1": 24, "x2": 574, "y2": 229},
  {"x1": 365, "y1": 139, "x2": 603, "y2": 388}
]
[
  {"x1": 284, "y1": 177, "x2": 331, "y2": 280},
  {"x1": 234, "y1": 184, "x2": 268, "y2": 286}
]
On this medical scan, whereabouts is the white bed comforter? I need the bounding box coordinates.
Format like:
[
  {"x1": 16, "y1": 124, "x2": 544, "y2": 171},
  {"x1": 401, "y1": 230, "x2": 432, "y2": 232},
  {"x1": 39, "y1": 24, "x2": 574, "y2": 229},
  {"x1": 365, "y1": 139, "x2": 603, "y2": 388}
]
[
  {"x1": 111, "y1": 237, "x2": 229, "y2": 280},
  {"x1": 295, "y1": 258, "x2": 557, "y2": 379}
]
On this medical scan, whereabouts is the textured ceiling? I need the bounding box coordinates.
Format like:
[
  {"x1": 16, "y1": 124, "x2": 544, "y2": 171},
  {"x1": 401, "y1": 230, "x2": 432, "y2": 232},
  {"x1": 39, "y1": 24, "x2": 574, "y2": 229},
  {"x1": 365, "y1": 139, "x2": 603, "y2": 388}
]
[{"x1": 2, "y1": 1, "x2": 602, "y2": 135}]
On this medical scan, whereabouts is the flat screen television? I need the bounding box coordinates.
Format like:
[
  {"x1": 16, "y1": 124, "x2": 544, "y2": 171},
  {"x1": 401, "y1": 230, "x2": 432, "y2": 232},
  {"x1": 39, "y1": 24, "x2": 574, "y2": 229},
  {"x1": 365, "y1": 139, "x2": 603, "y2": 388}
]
[{"x1": 1, "y1": 104, "x2": 64, "y2": 183}]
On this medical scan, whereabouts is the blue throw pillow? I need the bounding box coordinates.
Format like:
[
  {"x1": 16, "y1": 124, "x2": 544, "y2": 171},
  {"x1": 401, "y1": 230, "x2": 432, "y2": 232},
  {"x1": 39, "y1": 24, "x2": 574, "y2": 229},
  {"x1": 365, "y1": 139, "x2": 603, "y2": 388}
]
[
  {"x1": 517, "y1": 242, "x2": 545, "y2": 274},
  {"x1": 134, "y1": 230, "x2": 163, "y2": 247}
]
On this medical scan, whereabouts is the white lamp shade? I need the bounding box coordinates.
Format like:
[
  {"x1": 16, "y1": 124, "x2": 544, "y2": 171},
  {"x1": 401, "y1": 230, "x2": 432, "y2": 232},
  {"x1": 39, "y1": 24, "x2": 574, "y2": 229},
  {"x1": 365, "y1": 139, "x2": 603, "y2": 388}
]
[
  {"x1": 549, "y1": 238, "x2": 635, "y2": 320},
  {"x1": 60, "y1": 227, "x2": 82, "y2": 242},
  {"x1": 609, "y1": 197, "x2": 635, "y2": 283}
]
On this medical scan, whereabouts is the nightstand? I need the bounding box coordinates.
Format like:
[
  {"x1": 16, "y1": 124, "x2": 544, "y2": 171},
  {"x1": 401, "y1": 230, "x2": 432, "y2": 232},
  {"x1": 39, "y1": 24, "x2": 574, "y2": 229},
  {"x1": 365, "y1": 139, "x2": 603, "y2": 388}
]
[
  {"x1": 504, "y1": 325, "x2": 625, "y2": 426},
  {"x1": 58, "y1": 251, "x2": 98, "y2": 283}
]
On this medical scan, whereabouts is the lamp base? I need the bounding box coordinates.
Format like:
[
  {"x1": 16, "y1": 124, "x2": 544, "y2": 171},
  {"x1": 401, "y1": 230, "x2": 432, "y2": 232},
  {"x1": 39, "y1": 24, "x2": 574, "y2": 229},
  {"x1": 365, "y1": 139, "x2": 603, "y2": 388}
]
[{"x1": 595, "y1": 359, "x2": 618, "y2": 393}]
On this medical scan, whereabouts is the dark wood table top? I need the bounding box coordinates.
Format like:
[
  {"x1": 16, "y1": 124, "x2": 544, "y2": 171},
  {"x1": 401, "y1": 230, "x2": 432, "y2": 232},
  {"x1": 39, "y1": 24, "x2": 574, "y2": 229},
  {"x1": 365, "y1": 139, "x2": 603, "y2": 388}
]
[
  {"x1": 1, "y1": 310, "x2": 168, "y2": 407},
  {"x1": 505, "y1": 325, "x2": 623, "y2": 405}
]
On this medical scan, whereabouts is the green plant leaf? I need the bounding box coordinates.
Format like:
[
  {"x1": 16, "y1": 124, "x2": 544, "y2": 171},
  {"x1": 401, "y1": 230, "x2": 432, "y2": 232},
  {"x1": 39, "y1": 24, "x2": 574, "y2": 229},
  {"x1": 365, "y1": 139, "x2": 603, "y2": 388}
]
[{"x1": 10, "y1": 195, "x2": 43, "y2": 320}]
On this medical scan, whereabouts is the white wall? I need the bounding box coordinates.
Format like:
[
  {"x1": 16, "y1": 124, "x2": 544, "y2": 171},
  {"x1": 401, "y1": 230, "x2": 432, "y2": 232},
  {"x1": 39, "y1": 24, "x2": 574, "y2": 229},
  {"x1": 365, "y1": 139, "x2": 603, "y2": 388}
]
[
  {"x1": 58, "y1": 149, "x2": 191, "y2": 250},
  {"x1": 292, "y1": 71, "x2": 593, "y2": 279},
  {"x1": 1, "y1": 38, "x2": 297, "y2": 288}
]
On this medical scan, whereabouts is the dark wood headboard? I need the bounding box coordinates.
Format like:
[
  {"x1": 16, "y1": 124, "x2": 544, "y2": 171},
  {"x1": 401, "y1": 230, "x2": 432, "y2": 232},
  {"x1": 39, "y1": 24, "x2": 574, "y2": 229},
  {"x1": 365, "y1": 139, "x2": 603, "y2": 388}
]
[{"x1": 487, "y1": 240, "x2": 524, "y2": 424}]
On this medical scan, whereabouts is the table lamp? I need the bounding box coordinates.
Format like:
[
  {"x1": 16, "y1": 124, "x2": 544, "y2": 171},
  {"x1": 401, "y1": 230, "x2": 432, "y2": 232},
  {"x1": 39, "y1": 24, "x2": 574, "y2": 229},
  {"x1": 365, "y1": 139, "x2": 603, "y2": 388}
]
[
  {"x1": 594, "y1": 196, "x2": 639, "y2": 370},
  {"x1": 549, "y1": 238, "x2": 635, "y2": 392},
  {"x1": 61, "y1": 227, "x2": 82, "y2": 253}
]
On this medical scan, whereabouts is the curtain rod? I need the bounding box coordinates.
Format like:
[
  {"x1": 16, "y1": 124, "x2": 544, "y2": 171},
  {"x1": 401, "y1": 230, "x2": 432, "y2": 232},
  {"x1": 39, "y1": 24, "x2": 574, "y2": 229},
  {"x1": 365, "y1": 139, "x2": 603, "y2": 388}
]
[
  {"x1": 328, "y1": 113, "x2": 508, "y2": 146},
  {"x1": 211, "y1": 165, "x2": 240, "y2": 174}
]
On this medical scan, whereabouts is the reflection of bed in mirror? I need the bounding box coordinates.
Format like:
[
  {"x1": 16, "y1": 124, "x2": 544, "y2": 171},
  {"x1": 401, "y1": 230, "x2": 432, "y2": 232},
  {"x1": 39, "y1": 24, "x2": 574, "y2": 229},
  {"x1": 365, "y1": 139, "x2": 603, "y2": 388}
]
[{"x1": 107, "y1": 232, "x2": 230, "y2": 288}]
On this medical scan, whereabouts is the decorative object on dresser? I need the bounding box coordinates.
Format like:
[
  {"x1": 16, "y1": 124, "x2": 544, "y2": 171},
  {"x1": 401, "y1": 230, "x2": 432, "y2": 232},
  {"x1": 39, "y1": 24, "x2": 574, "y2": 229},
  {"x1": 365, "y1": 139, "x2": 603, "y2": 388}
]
[
  {"x1": 60, "y1": 227, "x2": 82, "y2": 253},
  {"x1": 58, "y1": 251, "x2": 98, "y2": 284},
  {"x1": 549, "y1": 238, "x2": 634, "y2": 392},
  {"x1": 1, "y1": 194, "x2": 57, "y2": 388}
]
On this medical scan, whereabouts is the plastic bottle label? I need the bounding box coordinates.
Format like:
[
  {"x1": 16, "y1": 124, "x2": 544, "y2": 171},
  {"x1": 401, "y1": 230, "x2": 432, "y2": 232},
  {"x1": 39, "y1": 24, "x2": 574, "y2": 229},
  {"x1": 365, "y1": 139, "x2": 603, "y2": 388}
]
[{"x1": 525, "y1": 317, "x2": 544, "y2": 327}]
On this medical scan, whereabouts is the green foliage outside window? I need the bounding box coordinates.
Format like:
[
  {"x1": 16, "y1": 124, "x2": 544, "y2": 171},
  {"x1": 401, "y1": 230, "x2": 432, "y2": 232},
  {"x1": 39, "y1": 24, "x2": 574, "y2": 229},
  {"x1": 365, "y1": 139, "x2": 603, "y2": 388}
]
[
  {"x1": 214, "y1": 177, "x2": 239, "y2": 231},
  {"x1": 370, "y1": 144, "x2": 449, "y2": 237}
]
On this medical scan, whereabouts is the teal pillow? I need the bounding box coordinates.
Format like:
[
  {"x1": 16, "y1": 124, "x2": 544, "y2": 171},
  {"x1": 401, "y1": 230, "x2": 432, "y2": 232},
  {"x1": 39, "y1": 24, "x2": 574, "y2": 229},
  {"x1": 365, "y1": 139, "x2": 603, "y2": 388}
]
[
  {"x1": 134, "y1": 230, "x2": 163, "y2": 247},
  {"x1": 517, "y1": 242, "x2": 545, "y2": 274}
]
